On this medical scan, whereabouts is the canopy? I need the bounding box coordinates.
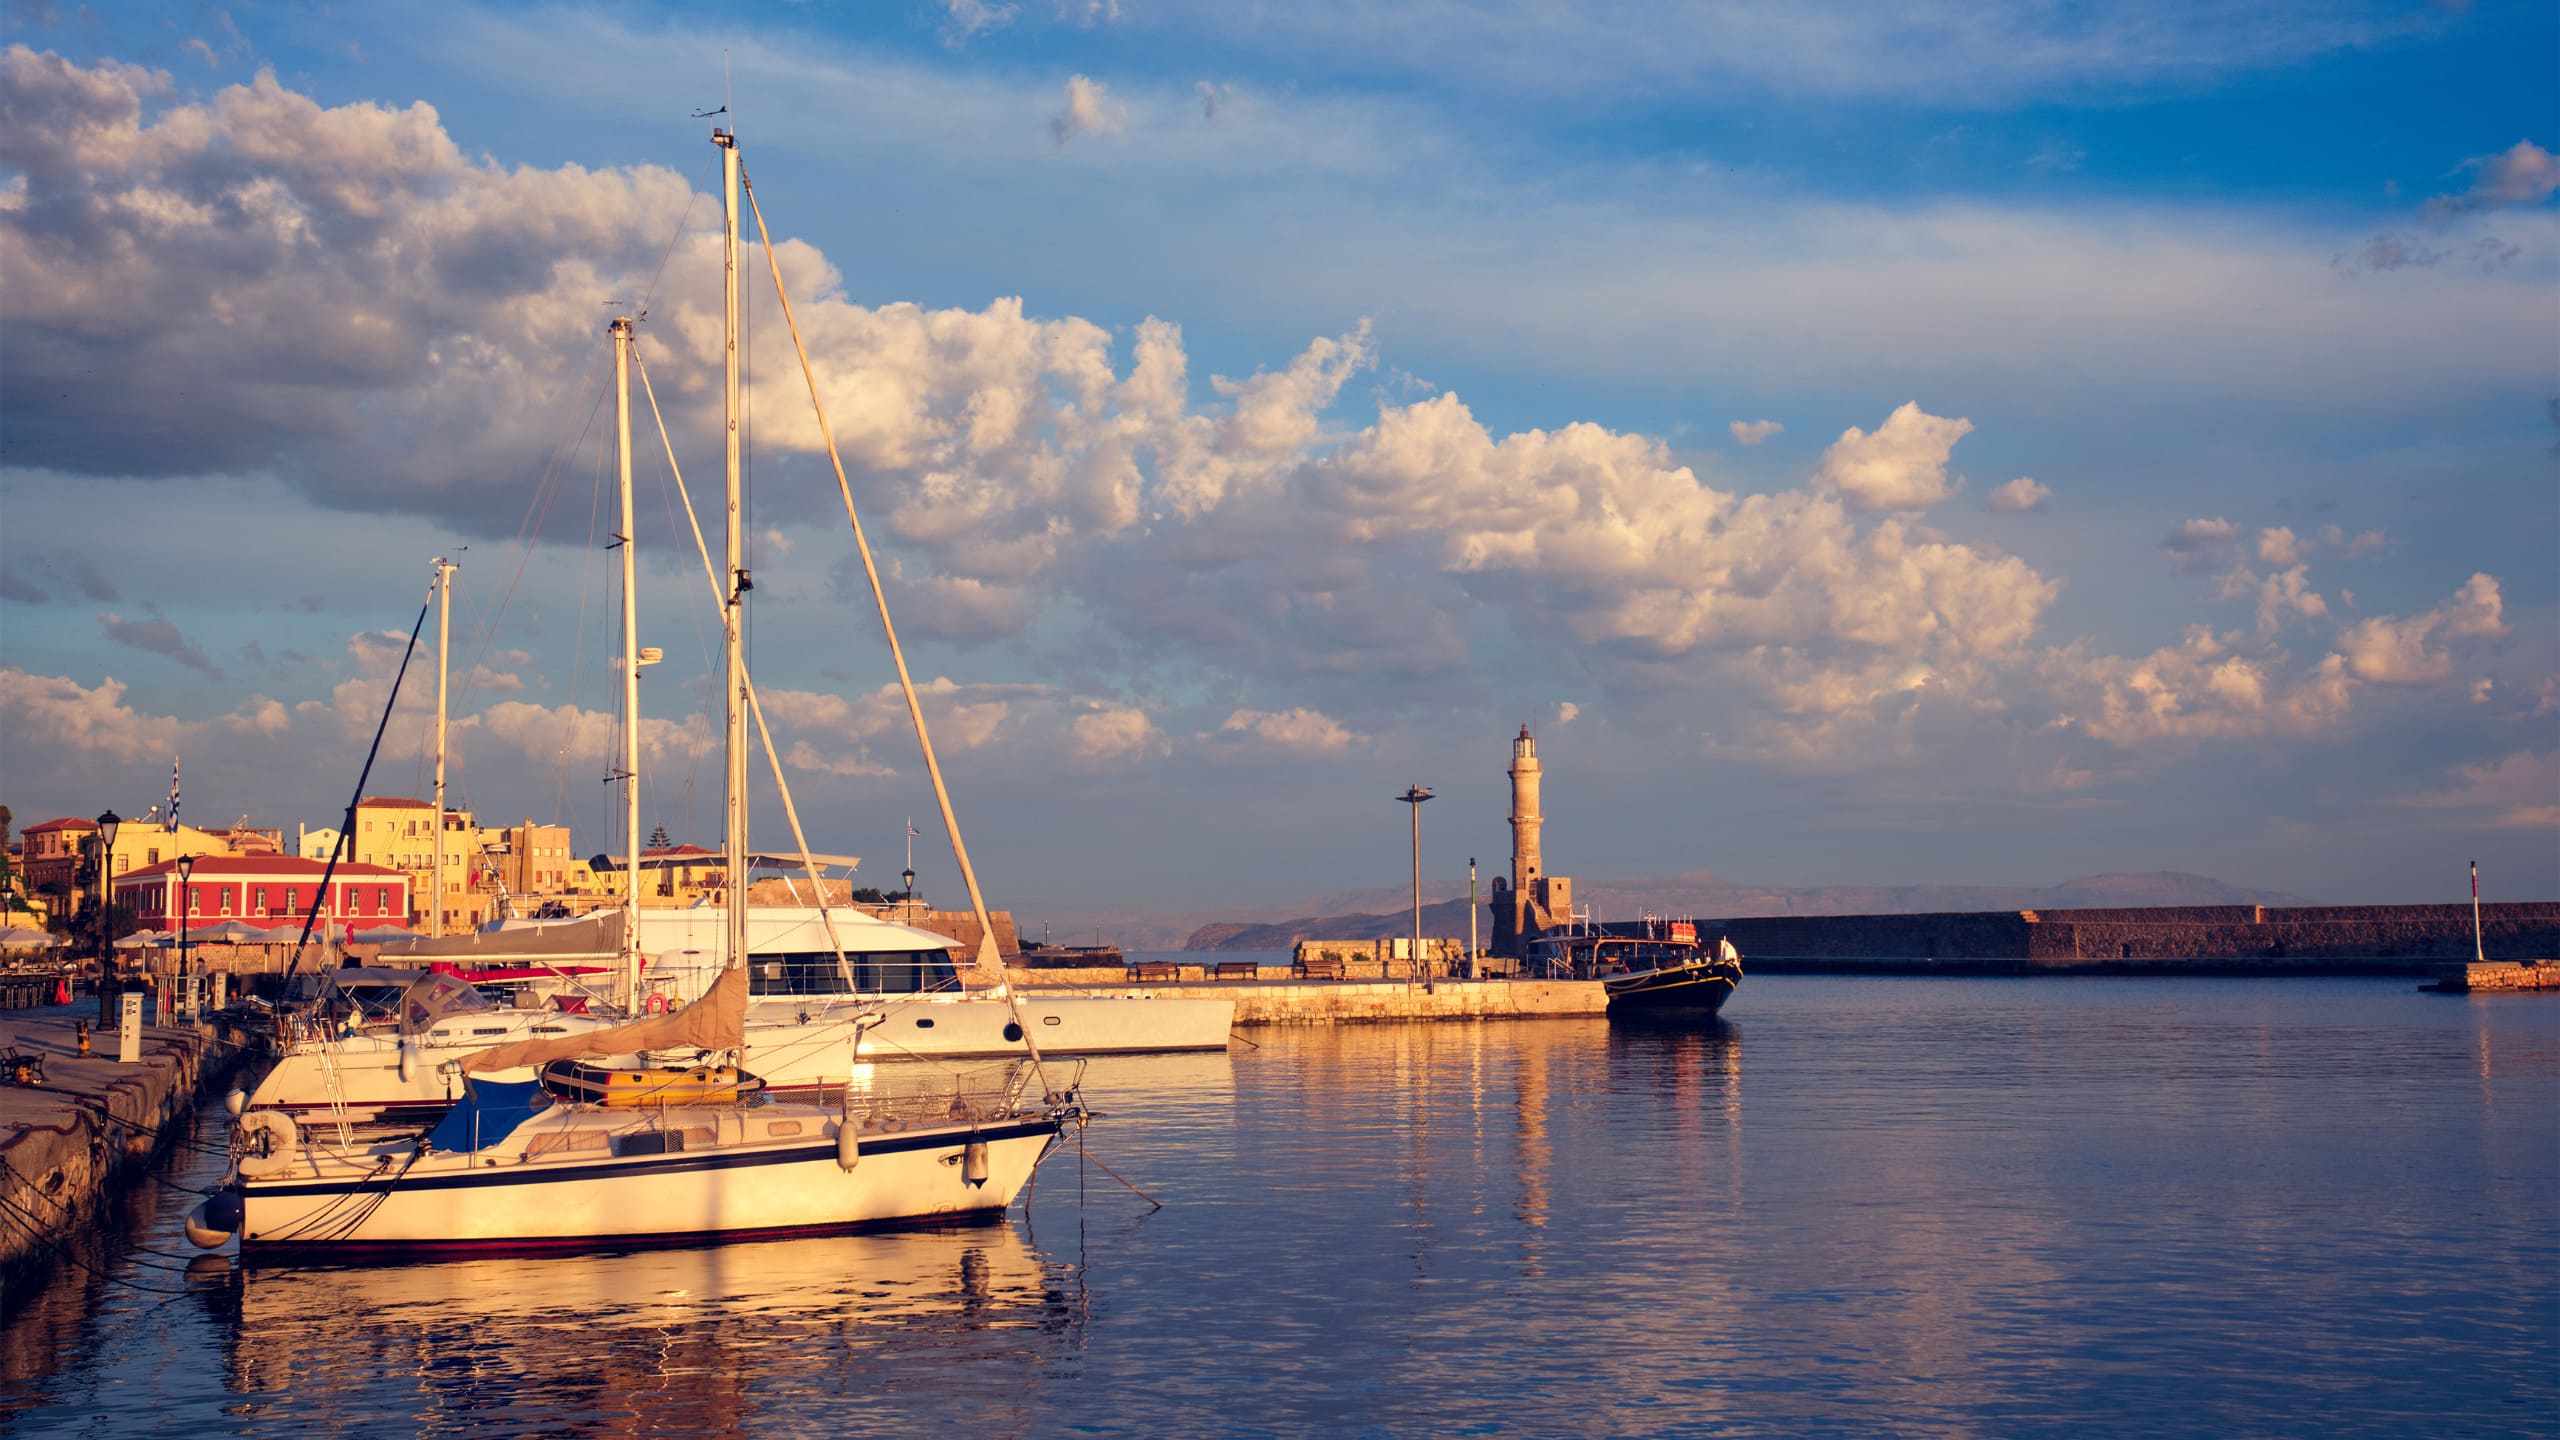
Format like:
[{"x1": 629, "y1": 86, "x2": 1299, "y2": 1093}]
[
  {"x1": 396, "y1": 971, "x2": 498, "y2": 1036},
  {"x1": 188, "y1": 919, "x2": 278, "y2": 943},
  {"x1": 112, "y1": 929, "x2": 172, "y2": 949},
  {"x1": 0, "y1": 925, "x2": 58, "y2": 950},
  {"x1": 423, "y1": 1078, "x2": 552, "y2": 1155},
  {"x1": 378, "y1": 911, "x2": 620, "y2": 966},
  {"x1": 458, "y1": 965, "x2": 745, "y2": 1075}
]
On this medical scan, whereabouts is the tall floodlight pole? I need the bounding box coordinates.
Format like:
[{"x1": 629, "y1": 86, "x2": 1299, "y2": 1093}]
[
  {"x1": 174, "y1": 853, "x2": 196, "y2": 1020},
  {"x1": 715, "y1": 125, "x2": 750, "y2": 978},
  {"x1": 429, "y1": 556, "x2": 456, "y2": 936},
  {"x1": 1399, "y1": 785, "x2": 1433, "y2": 983}
]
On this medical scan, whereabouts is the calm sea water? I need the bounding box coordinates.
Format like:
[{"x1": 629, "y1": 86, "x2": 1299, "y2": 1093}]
[{"x1": 5, "y1": 976, "x2": 2553, "y2": 1438}]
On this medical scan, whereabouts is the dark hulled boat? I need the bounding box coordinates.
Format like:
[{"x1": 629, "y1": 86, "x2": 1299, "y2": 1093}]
[{"x1": 1529, "y1": 919, "x2": 1742, "y2": 1019}]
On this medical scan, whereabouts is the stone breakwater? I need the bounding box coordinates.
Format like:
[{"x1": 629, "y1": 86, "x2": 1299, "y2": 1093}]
[
  {"x1": 0, "y1": 1011, "x2": 248, "y2": 1302},
  {"x1": 1679, "y1": 902, "x2": 2559, "y2": 973}
]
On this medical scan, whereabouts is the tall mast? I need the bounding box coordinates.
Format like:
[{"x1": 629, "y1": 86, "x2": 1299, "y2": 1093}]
[
  {"x1": 716, "y1": 126, "x2": 749, "y2": 974},
  {"x1": 429, "y1": 556, "x2": 456, "y2": 937},
  {"x1": 611, "y1": 316, "x2": 642, "y2": 1001}
]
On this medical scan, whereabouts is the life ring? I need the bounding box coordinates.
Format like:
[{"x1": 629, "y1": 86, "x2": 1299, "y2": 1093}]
[
  {"x1": 646, "y1": 992, "x2": 667, "y2": 1015},
  {"x1": 235, "y1": 1109, "x2": 299, "y2": 1178}
]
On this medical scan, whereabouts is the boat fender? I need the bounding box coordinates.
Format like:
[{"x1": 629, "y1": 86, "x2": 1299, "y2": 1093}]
[
  {"x1": 222, "y1": 1088, "x2": 246, "y2": 1118},
  {"x1": 835, "y1": 1122, "x2": 860, "y2": 1172},
  {"x1": 184, "y1": 1188, "x2": 245, "y2": 1249},
  {"x1": 398, "y1": 1039, "x2": 414, "y2": 1083},
  {"x1": 962, "y1": 1138, "x2": 990, "y2": 1189}
]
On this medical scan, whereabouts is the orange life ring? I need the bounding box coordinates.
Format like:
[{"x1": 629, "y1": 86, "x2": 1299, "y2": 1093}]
[{"x1": 646, "y1": 992, "x2": 667, "y2": 1015}]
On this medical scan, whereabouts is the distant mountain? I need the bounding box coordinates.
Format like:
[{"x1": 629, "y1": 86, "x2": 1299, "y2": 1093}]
[{"x1": 1176, "y1": 871, "x2": 2317, "y2": 951}]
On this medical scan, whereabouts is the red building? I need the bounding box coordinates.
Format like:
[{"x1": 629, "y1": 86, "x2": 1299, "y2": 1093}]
[{"x1": 113, "y1": 855, "x2": 412, "y2": 930}]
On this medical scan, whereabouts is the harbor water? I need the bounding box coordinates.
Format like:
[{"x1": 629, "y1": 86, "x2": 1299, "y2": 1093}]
[{"x1": 4, "y1": 976, "x2": 2553, "y2": 1437}]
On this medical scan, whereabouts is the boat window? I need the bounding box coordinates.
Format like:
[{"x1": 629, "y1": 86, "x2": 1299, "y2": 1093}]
[{"x1": 748, "y1": 949, "x2": 956, "y2": 996}]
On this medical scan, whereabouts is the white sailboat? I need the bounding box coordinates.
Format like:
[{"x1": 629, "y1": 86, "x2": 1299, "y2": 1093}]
[{"x1": 189, "y1": 127, "x2": 1081, "y2": 1255}]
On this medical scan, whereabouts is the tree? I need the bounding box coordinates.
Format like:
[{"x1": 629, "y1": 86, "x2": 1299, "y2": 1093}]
[
  {"x1": 647, "y1": 824, "x2": 671, "y2": 851},
  {"x1": 850, "y1": 887, "x2": 888, "y2": 905}
]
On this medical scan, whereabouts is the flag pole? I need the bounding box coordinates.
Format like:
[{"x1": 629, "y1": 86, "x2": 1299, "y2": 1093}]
[{"x1": 2471, "y1": 860, "x2": 2484, "y2": 963}]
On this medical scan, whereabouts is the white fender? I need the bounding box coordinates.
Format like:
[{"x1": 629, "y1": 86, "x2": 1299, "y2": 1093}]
[{"x1": 835, "y1": 1121, "x2": 860, "y2": 1172}]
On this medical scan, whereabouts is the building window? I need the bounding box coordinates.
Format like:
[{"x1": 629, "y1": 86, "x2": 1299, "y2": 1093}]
[
  {"x1": 113, "y1": 855, "x2": 128, "y2": 874},
  {"x1": 188, "y1": 887, "x2": 201, "y2": 915},
  {"x1": 251, "y1": 886, "x2": 265, "y2": 913},
  {"x1": 148, "y1": 848, "x2": 160, "y2": 865},
  {"x1": 378, "y1": 886, "x2": 390, "y2": 910},
  {"x1": 220, "y1": 889, "x2": 234, "y2": 915},
  {"x1": 284, "y1": 887, "x2": 297, "y2": 913}
]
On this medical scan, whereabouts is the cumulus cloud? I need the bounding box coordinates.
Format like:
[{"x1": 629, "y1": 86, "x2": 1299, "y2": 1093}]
[
  {"x1": 2426, "y1": 140, "x2": 2560, "y2": 217},
  {"x1": 1211, "y1": 707, "x2": 1367, "y2": 754},
  {"x1": 0, "y1": 667, "x2": 196, "y2": 760},
  {"x1": 1812, "y1": 402, "x2": 1972, "y2": 510},
  {"x1": 2056, "y1": 627, "x2": 2352, "y2": 746},
  {"x1": 1985, "y1": 477, "x2": 2050, "y2": 512},
  {"x1": 1555, "y1": 702, "x2": 1580, "y2": 725},
  {"x1": 2403, "y1": 749, "x2": 2560, "y2": 830},
  {"x1": 2256, "y1": 526, "x2": 2304, "y2": 566},
  {"x1": 2162, "y1": 517, "x2": 2239, "y2": 571},
  {"x1": 1051, "y1": 74, "x2": 1125, "y2": 144},
  {"x1": 1070, "y1": 706, "x2": 1162, "y2": 764},
  {"x1": 2338, "y1": 574, "x2": 2507, "y2": 684},
  {"x1": 1729, "y1": 419, "x2": 1782, "y2": 446}
]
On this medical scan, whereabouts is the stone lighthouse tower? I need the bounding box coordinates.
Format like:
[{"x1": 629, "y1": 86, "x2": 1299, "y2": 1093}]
[
  {"x1": 1492, "y1": 724, "x2": 1567, "y2": 955},
  {"x1": 1508, "y1": 724, "x2": 1543, "y2": 901}
]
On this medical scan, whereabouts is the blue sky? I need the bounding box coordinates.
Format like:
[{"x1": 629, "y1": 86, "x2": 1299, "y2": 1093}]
[{"x1": 1, "y1": 1, "x2": 2552, "y2": 919}]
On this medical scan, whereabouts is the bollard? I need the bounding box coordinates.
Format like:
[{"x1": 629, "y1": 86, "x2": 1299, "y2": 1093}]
[{"x1": 118, "y1": 991, "x2": 143, "y2": 1063}]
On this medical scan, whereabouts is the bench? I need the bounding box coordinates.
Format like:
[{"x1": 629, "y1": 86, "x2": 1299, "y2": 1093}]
[
  {"x1": 1294, "y1": 955, "x2": 1345, "y2": 980},
  {"x1": 1212, "y1": 961, "x2": 1260, "y2": 981},
  {"x1": 1128, "y1": 961, "x2": 1182, "y2": 983}
]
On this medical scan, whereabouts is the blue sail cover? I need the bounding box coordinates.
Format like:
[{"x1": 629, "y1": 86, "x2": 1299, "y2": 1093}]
[{"x1": 423, "y1": 1078, "x2": 551, "y2": 1154}]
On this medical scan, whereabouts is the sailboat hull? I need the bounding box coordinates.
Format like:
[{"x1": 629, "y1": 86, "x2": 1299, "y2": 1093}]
[{"x1": 235, "y1": 1115, "x2": 1061, "y2": 1261}]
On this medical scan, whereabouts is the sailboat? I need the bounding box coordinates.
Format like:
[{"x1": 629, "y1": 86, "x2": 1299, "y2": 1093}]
[{"x1": 187, "y1": 128, "x2": 1079, "y2": 1255}]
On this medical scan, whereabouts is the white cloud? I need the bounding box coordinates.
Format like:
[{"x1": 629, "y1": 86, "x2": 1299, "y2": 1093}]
[
  {"x1": 1985, "y1": 476, "x2": 2050, "y2": 512},
  {"x1": 2428, "y1": 140, "x2": 2560, "y2": 216},
  {"x1": 940, "y1": 0, "x2": 1018, "y2": 46},
  {"x1": 1052, "y1": 74, "x2": 1126, "y2": 144},
  {"x1": 0, "y1": 667, "x2": 196, "y2": 760},
  {"x1": 1729, "y1": 419, "x2": 1782, "y2": 446},
  {"x1": 1812, "y1": 402, "x2": 1972, "y2": 510},
  {"x1": 1212, "y1": 707, "x2": 1367, "y2": 754},
  {"x1": 2338, "y1": 574, "x2": 2506, "y2": 684},
  {"x1": 1070, "y1": 706, "x2": 1162, "y2": 764},
  {"x1": 2254, "y1": 565, "x2": 2326, "y2": 637},
  {"x1": 2256, "y1": 526, "x2": 2304, "y2": 566},
  {"x1": 2162, "y1": 516, "x2": 2239, "y2": 571},
  {"x1": 2402, "y1": 749, "x2": 2560, "y2": 830},
  {"x1": 1556, "y1": 702, "x2": 1581, "y2": 725}
]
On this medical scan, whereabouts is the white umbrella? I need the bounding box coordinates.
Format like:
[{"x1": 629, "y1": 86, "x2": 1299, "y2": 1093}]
[
  {"x1": 0, "y1": 925, "x2": 57, "y2": 950},
  {"x1": 113, "y1": 929, "x2": 174, "y2": 949},
  {"x1": 188, "y1": 919, "x2": 273, "y2": 943}
]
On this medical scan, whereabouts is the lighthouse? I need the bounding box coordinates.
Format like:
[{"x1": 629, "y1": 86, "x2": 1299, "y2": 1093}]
[{"x1": 1492, "y1": 724, "x2": 1570, "y2": 956}]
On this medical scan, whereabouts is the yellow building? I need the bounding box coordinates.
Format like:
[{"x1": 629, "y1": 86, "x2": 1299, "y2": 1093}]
[
  {"x1": 347, "y1": 796, "x2": 491, "y2": 933},
  {"x1": 20, "y1": 816, "x2": 237, "y2": 916}
]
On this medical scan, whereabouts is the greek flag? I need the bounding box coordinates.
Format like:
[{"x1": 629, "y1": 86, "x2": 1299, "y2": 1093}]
[{"x1": 167, "y1": 757, "x2": 181, "y2": 833}]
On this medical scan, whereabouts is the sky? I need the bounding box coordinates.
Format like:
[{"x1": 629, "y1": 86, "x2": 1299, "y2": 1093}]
[{"x1": 0, "y1": 0, "x2": 2553, "y2": 920}]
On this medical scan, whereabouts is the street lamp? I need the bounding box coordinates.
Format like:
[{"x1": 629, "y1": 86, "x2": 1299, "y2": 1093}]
[
  {"x1": 174, "y1": 854, "x2": 197, "y2": 1021},
  {"x1": 92, "y1": 808, "x2": 122, "y2": 1021},
  {"x1": 1397, "y1": 785, "x2": 1433, "y2": 983}
]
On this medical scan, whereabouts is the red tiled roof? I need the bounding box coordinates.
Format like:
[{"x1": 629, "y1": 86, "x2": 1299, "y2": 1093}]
[
  {"x1": 24, "y1": 817, "x2": 98, "y2": 833},
  {"x1": 113, "y1": 855, "x2": 407, "y2": 882},
  {"x1": 644, "y1": 845, "x2": 718, "y2": 858},
  {"x1": 356, "y1": 796, "x2": 433, "y2": 809}
]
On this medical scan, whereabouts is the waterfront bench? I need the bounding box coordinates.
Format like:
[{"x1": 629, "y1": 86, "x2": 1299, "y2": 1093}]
[
  {"x1": 1294, "y1": 955, "x2": 1345, "y2": 981},
  {"x1": 1212, "y1": 961, "x2": 1260, "y2": 981},
  {"x1": 1128, "y1": 961, "x2": 1182, "y2": 983}
]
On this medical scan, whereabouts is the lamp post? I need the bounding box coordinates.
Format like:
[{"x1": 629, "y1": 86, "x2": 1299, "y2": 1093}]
[
  {"x1": 174, "y1": 854, "x2": 197, "y2": 1021},
  {"x1": 92, "y1": 808, "x2": 122, "y2": 1021},
  {"x1": 1468, "y1": 856, "x2": 1479, "y2": 978},
  {"x1": 1397, "y1": 785, "x2": 1433, "y2": 983}
]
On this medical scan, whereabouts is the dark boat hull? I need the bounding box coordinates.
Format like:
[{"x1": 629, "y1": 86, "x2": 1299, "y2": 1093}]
[{"x1": 1603, "y1": 961, "x2": 1741, "y2": 1018}]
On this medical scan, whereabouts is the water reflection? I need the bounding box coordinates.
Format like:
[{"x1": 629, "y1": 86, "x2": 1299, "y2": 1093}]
[{"x1": 6, "y1": 981, "x2": 2554, "y2": 1438}]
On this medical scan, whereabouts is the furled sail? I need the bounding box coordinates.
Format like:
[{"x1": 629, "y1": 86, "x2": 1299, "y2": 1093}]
[{"x1": 457, "y1": 965, "x2": 746, "y2": 1074}]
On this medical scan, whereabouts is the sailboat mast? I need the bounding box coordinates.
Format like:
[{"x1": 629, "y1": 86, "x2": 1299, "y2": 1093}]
[
  {"x1": 716, "y1": 126, "x2": 749, "y2": 975},
  {"x1": 429, "y1": 556, "x2": 455, "y2": 938},
  {"x1": 612, "y1": 316, "x2": 642, "y2": 1001}
]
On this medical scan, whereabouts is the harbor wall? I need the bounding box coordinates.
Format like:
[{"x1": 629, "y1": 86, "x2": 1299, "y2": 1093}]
[
  {"x1": 0, "y1": 1012, "x2": 243, "y2": 1303},
  {"x1": 1675, "y1": 902, "x2": 2559, "y2": 966}
]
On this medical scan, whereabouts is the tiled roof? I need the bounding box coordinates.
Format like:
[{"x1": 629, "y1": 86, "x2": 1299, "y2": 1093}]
[
  {"x1": 114, "y1": 855, "x2": 407, "y2": 881},
  {"x1": 24, "y1": 817, "x2": 97, "y2": 832}
]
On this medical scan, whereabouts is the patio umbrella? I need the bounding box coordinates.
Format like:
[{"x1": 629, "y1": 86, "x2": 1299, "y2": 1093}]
[
  {"x1": 346, "y1": 925, "x2": 422, "y2": 942},
  {"x1": 113, "y1": 929, "x2": 173, "y2": 949},
  {"x1": 0, "y1": 925, "x2": 57, "y2": 950},
  {"x1": 188, "y1": 919, "x2": 274, "y2": 943}
]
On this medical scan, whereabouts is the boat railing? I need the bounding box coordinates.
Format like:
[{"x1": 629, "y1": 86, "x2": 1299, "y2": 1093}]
[{"x1": 817, "y1": 1056, "x2": 1078, "y2": 1127}]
